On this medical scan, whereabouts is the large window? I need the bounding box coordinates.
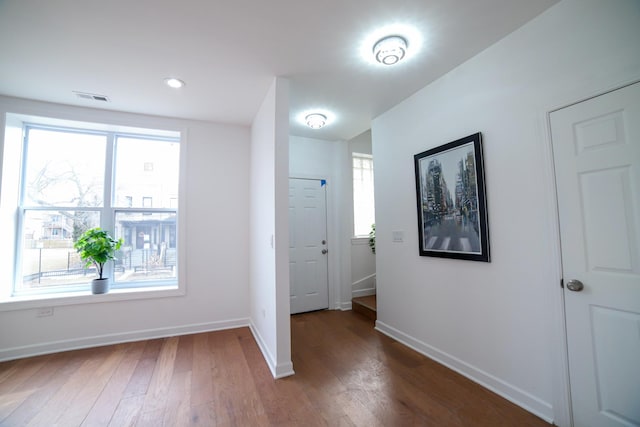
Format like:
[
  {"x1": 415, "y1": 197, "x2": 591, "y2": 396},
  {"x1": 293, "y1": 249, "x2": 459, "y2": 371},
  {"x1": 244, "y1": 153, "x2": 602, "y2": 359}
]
[
  {"x1": 353, "y1": 153, "x2": 375, "y2": 237},
  {"x1": 13, "y1": 123, "x2": 180, "y2": 296}
]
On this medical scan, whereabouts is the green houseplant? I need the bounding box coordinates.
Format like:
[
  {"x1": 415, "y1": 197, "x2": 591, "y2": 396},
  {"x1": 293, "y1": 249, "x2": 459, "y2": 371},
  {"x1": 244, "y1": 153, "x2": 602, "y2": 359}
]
[
  {"x1": 74, "y1": 227, "x2": 123, "y2": 294},
  {"x1": 369, "y1": 223, "x2": 376, "y2": 254}
]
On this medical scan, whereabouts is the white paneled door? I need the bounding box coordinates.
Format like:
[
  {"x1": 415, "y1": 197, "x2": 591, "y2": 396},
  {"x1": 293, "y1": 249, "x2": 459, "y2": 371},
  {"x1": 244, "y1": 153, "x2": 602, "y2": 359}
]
[
  {"x1": 289, "y1": 178, "x2": 329, "y2": 314},
  {"x1": 551, "y1": 82, "x2": 640, "y2": 427}
]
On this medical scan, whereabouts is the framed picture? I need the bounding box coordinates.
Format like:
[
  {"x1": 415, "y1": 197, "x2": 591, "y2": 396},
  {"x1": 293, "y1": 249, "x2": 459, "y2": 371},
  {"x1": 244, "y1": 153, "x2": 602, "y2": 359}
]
[{"x1": 414, "y1": 132, "x2": 490, "y2": 262}]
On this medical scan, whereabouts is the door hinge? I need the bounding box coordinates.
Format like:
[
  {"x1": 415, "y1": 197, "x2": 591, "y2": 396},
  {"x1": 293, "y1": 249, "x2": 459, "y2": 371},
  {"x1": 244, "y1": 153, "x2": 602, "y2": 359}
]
[{"x1": 560, "y1": 278, "x2": 564, "y2": 288}]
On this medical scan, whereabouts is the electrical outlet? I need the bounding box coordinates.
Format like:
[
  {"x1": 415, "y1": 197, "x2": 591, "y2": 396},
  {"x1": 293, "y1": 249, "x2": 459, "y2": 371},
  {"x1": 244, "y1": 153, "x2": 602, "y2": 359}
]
[
  {"x1": 37, "y1": 307, "x2": 54, "y2": 317},
  {"x1": 392, "y1": 230, "x2": 404, "y2": 242}
]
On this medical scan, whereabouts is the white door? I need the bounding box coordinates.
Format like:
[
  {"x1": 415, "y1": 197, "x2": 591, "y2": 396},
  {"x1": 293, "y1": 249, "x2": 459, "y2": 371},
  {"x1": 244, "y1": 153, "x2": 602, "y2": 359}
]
[
  {"x1": 289, "y1": 178, "x2": 329, "y2": 314},
  {"x1": 551, "y1": 82, "x2": 640, "y2": 427}
]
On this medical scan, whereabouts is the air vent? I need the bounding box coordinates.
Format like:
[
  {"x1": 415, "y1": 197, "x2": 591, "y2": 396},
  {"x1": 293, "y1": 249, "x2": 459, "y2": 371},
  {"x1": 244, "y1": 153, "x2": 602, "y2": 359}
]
[{"x1": 73, "y1": 91, "x2": 110, "y2": 102}]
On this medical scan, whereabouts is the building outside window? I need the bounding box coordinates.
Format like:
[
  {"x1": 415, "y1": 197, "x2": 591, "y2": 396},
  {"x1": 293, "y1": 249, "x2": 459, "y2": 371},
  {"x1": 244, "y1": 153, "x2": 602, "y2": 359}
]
[
  {"x1": 353, "y1": 153, "x2": 375, "y2": 237},
  {"x1": 8, "y1": 121, "x2": 180, "y2": 296}
]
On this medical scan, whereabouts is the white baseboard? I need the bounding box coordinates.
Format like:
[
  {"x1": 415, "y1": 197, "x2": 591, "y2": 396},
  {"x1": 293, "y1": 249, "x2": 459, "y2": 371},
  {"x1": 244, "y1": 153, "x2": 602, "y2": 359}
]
[
  {"x1": 0, "y1": 317, "x2": 250, "y2": 362},
  {"x1": 274, "y1": 361, "x2": 295, "y2": 379},
  {"x1": 248, "y1": 320, "x2": 295, "y2": 379},
  {"x1": 351, "y1": 273, "x2": 376, "y2": 296},
  {"x1": 375, "y1": 320, "x2": 554, "y2": 424},
  {"x1": 352, "y1": 273, "x2": 376, "y2": 285},
  {"x1": 339, "y1": 302, "x2": 352, "y2": 311},
  {"x1": 352, "y1": 287, "x2": 376, "y2": 298}
]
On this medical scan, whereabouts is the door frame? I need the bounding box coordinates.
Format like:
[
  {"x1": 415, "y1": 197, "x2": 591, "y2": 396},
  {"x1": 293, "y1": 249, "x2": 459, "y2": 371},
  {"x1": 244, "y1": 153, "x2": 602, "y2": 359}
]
[
  {"x1": 289, "y1": 175, "x2": 336, "y2": 311},
  {"x1": 542, "y1": 79, "x2": 640, "y2": 427}
]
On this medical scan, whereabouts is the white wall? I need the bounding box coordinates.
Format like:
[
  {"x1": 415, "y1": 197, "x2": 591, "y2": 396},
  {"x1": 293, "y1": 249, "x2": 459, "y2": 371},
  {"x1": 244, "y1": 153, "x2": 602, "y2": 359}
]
[
  {"x1": 0, "y1": 96, "x2": 251, "y2": 359},
  {"x1": 249, "y1": 77, "x2": 293, "y2": 378},
  {"x1": 349, "y1": 129, "x2": 372, "y2": 156},
  {"x1": 372, "y1": 0, "x2": 640, "y2": 424},
  {"x1": 350, "y1": 238, "x2": 376, "y2": 297}
]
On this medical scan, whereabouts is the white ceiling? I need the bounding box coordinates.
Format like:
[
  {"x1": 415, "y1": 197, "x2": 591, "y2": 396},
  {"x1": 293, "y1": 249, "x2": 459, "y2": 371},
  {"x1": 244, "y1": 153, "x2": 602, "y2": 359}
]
[{"x1": 0, "y1": 0, "x2": 558, "y2": 141}]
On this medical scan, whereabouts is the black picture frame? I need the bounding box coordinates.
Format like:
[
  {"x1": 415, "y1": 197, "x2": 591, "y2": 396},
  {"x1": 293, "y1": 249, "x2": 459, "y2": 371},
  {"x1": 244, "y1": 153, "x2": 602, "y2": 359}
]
[{"x1": 414, "y1": 132, "x2": 490, "y2": 262}]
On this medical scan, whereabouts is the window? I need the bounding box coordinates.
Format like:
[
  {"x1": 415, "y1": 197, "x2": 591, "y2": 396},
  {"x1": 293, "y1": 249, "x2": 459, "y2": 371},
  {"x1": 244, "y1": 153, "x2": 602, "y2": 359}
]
[
  {"x1": 353, "y1": 153, "x2": 375, "y2": 237},
  {"x1": 8, "y1": 121, "x2": 180, "y2": 296}
]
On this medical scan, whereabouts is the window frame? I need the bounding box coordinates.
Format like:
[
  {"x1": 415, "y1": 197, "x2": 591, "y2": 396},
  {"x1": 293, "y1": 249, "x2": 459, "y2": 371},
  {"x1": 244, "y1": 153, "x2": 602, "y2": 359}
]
[
  {"x1": 352, "y1": 152, "x2": 375, "y2": 238},
  {"x1": 0, "y1": 113, "x2": 186, "y2": 309}
]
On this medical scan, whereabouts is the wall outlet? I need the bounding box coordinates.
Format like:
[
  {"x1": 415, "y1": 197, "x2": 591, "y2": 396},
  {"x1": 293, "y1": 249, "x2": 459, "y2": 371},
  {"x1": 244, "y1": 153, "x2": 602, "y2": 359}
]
[{"x1": 37, "y1": 307, "x2": 54, "y2": 317}]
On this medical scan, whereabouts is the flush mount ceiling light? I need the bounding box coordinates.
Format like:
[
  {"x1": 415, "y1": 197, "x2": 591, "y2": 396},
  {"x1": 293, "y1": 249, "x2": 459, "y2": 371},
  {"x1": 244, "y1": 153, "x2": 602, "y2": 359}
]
[
  {"x1": 360, "y1": 24, "x2": 423, "y2": 66},
  {"x1": 164, "y1": 77, "x2": 185, "y2": 89},
  {"x1": 373, "y1": 35, "x2": 407, "y2": 65},
  {"x1": 297, "y1": 109, "x2": 335, "y2": 129},
  {"x1": 305, "y1": 113, "x2": 327, "y2": 129}
]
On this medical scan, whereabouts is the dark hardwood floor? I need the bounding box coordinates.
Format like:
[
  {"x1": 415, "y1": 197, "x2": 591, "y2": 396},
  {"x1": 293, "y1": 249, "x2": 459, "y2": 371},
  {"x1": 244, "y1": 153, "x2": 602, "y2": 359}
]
[
  {"x1": 0, "y1": 310, "x2": 550, "y2": 426},
  {"x1": 352, "y1": 295, "x2": 377, "y2": 321}
]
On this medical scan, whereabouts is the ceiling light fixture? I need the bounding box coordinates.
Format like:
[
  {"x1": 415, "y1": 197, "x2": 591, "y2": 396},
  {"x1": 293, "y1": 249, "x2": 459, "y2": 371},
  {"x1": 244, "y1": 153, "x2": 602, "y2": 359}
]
[
  {"x1": 305, "y1": 113, "x2": 327, "y2": 129},
  {"x1": 373, "y1": 35, "x2": 407, "y2": 65},
  {"x1": 164, "y1": 77, "x2": 185, "y2": 89},
  {"x1": 360, "y1": 24, "x2": 423, "y2": 66}
]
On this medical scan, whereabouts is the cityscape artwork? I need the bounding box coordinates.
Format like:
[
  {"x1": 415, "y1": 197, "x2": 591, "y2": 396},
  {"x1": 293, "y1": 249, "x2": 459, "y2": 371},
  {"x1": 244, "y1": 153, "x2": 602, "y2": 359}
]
[{"x1": 414, "y1": 133, "x2": 490, "y2": 262}]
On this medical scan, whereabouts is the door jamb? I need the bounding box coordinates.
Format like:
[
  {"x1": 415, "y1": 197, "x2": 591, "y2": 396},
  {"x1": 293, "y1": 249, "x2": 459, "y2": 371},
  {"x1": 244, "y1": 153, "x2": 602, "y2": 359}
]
[
  {"x1": 542, "y1": 107, "x2": 573, "y2": 427},
  {"x1": 542, "y1": 78, "x2": 640, "y2": 427}
]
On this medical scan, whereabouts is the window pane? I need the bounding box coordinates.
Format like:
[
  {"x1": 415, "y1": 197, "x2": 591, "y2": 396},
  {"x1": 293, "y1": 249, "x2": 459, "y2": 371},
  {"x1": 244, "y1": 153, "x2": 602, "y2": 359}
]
[
  {"x1": 12, "y1": 119, "x2": 181, "y2": 296},
  {"x1": 113, "y1": 137, "x2": 179, "y2": 208},
  {"x1": 18, "y1": 210, "x2": 100, "y2": 292},
  {"x1": 114, "y1": 211, "x2": 177, "y2": 284},
  {"x1": 353, "y1": 154, "x2": 375, "y2": 236},
  {"x1": 24, "y1": 128, "x2": 106, "y2": 207}
]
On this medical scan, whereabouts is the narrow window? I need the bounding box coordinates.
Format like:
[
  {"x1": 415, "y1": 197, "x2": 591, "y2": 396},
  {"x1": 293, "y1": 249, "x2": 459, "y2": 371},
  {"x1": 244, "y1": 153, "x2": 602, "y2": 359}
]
[{"x1": 352, "y1": 153, "x2": 375, "y2": 237}]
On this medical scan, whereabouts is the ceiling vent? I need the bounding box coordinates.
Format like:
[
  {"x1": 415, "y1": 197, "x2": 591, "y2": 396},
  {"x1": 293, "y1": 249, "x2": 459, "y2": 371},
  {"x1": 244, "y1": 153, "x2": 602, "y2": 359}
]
[{"x1": 73, "y1": 91, "x2": 110, "y2": 102}]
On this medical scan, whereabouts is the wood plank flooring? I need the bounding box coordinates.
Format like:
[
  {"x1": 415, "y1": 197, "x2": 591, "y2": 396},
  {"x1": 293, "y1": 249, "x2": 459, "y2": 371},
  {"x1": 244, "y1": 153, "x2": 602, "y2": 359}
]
[
  {"x1": 0, "y1": 310, "x2": 550, "y2": 426},
  {"x1": 352, "y1": 295, "x2": 377, "y2": 321},
  {"x1": 352, "y1": 295, "x2": 376, "y2": 311}
]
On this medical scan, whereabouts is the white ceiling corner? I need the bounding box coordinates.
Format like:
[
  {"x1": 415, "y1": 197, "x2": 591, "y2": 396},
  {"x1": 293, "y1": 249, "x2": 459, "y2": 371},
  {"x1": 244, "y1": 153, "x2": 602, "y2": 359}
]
[{"x1": 0, "y1": 0, "x2": 558, "y2": 141}]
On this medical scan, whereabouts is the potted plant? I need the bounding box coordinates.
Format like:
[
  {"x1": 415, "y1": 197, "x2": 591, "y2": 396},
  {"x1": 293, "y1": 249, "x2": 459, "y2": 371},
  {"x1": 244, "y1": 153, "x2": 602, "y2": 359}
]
[
  {"x1": 74, "y1": 227, "x2": 123, "y2": 294},
  {"x1": 369, "y1": 223, "x2": 376, "y2": 254}
]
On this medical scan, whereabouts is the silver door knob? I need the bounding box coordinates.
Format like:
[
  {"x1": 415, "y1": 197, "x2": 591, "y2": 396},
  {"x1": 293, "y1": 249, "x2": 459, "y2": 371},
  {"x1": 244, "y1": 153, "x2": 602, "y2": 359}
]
[
  {"x1": 566, "y1": 279, "x2": 584, "y2": 292},
  {"x1": 321, "y1": 249, "x2": 328, "y2": 254}
]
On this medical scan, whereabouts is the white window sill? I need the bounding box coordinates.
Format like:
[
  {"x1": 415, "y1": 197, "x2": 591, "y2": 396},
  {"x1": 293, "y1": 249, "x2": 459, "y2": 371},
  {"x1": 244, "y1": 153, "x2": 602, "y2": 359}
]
[
  {"x1": 351, "y1": 236, "x2": 371, "y2": 244},
  {"x1": 0, "y1": 285, "x2": 184, "y2": 312}
]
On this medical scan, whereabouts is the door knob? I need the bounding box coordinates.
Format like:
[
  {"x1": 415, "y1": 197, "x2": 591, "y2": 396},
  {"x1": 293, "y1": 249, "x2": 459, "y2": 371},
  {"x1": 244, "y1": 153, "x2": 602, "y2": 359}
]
[
  {"x1": 321, "y1": 249, "x2": 328, "y2": 254},
  {"x1": 566, "y1": 279, "x2": 584, "y2": 292}
]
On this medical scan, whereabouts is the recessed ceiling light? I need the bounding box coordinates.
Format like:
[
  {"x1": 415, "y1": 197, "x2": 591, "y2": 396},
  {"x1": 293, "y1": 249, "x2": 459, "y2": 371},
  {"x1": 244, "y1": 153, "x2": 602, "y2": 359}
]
[
  {"x1": 164, "y1": 77, "x2": 185, "y2": 89},
  {"x1": 305, "y1": 113, "x2": 327, "y2": 129},
  {"x1": 373, "y1": 35, "x2": 407, "y2": 65}
]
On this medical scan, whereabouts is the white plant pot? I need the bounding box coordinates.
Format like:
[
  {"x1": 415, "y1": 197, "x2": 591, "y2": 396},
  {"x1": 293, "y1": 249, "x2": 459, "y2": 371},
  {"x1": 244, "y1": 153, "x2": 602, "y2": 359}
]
[{"x1": 91, "y1": 278, "x2": 110, "y2": 294}]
